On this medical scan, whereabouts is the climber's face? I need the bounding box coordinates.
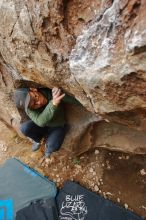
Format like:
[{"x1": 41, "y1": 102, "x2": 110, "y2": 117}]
[{"x1": 28, "y1": 88, "x2": 48, "y2": 109}]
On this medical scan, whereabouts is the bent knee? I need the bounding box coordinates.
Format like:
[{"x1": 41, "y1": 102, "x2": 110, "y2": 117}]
[
  {"x1": 46, "y1": 143, "x2": 61, "y2": 153},
  {"x1": 20, "y1": 123, "x2": 30, "y2": 136}
]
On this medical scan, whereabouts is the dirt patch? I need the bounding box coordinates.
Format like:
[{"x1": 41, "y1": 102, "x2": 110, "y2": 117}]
[{"x1": 102, "y1": 151, "x2": 146, "y2": 218}]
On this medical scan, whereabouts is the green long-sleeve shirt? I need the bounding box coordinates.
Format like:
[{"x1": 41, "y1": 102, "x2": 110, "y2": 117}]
[{"x1": 26, "y1": 88, "x2": 80, "y2": 127}]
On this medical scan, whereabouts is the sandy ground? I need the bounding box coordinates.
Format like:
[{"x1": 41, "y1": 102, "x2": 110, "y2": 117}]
[{"x1": 0, "y1": 123, "x2": 146, "y2": 219}]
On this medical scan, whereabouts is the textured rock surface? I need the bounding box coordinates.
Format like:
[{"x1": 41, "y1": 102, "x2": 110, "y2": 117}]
[
  {"x1": 0, "y1": 0, "x2": 146, "y2": 155},
  {"x1": 70, "y1": 0, "x2": 146, "y2": 113}
]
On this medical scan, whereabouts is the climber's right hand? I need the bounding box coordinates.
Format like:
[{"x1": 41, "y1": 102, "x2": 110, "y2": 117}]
[{"x1": 52, "y1": 87, "x2": 65, "y2": 106}]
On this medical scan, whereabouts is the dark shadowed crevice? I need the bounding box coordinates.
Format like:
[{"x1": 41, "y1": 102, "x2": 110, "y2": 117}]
[
  {"x1": 14, "y1": 79, "x2": 44, "y2": 89},
  {"x1": 132, "y1": 45, "x2": 146, "y2": 55},
  {"x1": 62, "y1": 0, "x2": 69, "y2": 30}
]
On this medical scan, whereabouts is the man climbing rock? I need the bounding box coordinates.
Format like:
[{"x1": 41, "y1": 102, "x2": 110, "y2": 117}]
[{"x1": 14, "y1": 87, "x2": 80, "y2": 158}]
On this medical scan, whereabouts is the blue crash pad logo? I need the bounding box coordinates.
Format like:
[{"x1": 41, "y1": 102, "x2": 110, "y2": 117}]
[{"x1": 0, "y1": 200, "x2": 13, "y2": 220}]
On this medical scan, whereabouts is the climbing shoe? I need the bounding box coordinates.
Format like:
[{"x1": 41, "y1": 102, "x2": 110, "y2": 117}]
[{"x1": 32, "y1": 142, "x2": 41, "y2": 152}]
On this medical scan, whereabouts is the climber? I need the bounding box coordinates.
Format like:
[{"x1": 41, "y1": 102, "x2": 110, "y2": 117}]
[{"x1": 14, "y1": 87, "x2": 80, "y2": 158}]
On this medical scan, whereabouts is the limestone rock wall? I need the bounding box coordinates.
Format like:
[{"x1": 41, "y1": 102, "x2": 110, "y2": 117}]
[
  {"x1": 70, "y1": 0, "x2": 146, "y2": 113},
  {"x1": 0, "y1": 0, "x2": 146, "y2": 155}
]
